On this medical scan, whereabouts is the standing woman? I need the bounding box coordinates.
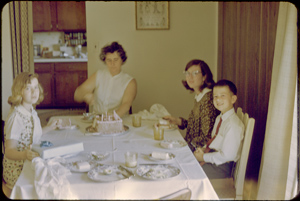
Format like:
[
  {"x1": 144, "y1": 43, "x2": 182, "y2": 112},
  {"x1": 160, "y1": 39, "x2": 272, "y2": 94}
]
[
  {"x1": 74, "y1": 42, "x2": 137, "y2": 117},
  {"x1": 164, "y1": 59, "x2": 219, "y2": 151}
]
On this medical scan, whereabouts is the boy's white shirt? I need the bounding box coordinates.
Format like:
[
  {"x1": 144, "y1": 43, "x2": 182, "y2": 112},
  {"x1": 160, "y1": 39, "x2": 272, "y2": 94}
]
[
  {"x1": 203, "y1": 107, "x2": 244, "y2": 165},
  {"x1": 5, "y1": 105, "x2": 43, "y2": 144}
]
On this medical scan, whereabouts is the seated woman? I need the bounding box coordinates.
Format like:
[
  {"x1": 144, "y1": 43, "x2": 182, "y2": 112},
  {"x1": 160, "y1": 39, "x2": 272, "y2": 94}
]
[
  {"x1": 163, "y1": 59, "x2": 220, "y2": 151},
  {"x1": 74, "y1": 42, "x2": 137, "y2": 117}
]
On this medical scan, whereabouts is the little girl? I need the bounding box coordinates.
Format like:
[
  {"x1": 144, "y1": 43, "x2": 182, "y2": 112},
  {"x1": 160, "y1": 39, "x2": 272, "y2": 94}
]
[{"x1": 3, "y1": 72, "x2": 60, "y2": 195}]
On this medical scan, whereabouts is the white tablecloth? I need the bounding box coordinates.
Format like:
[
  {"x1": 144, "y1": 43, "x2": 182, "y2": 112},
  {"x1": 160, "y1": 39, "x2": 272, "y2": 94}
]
[{"x1": 10, "y1": 115, "x2": 219, "y2": 200}]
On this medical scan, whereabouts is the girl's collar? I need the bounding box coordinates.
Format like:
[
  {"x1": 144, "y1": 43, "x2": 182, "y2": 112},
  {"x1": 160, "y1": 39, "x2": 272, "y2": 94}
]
[{"x1": 16, "y1": 104, "x2": 35, "y2": 116}]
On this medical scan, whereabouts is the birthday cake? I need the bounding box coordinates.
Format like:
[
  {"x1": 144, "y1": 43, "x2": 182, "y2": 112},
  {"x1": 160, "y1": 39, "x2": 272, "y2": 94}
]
[{"x1": 91, "y1": 111, "x2": 124, "y2": 134}]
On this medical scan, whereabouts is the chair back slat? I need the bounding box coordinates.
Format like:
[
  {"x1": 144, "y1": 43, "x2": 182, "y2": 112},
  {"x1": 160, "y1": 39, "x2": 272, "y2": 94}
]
[
  {"x1": 237, "y1": 107, "x2": 244, "y2": 121},
  {"x1": 234, "y1": 115, "x2": 255, "y2": 198}
]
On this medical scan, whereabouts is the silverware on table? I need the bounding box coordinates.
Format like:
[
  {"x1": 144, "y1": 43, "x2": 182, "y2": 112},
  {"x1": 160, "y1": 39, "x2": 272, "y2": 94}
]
[{"x1": 118, "y1": 165, "x2": 134, "y2": 177}]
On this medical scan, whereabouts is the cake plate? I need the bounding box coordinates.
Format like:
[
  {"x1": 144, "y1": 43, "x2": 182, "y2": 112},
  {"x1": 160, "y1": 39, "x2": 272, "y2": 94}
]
[{"x1": 84, "y1": 125, "x2": 129, "y2": 137}]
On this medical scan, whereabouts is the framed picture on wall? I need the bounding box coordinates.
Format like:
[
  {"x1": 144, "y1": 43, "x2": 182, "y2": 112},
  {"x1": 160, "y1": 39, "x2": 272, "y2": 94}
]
[{"x1": 135, "y1": 1, "x2": 169, "y2": 30}]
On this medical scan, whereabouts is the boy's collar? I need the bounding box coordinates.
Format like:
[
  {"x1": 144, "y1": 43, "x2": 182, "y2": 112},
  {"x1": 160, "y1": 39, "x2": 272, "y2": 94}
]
[{"x1": 220, "y1": 107, "x2": 235, "y2": 120}]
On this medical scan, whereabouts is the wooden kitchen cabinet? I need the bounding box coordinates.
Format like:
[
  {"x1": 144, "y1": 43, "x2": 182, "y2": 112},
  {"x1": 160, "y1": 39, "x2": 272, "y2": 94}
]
[
  {"x1": 32, "y1": 1, "x2": 55, "y2": 31},
  {"x1": 34, "y1": 62, "x2": 87, "y2": 109},
  {"x1": 32, "y1": 1, "x2": 86, "y2": 32},
  {"x1": 54, "y1": 63, "x2": 87, "y2": 107},
  {"x1": 56, "y1": 1, "x2": 86, "y2": 31},
  {"x1": 34, "y1": 63, "x2": 55, "y2": 107}
]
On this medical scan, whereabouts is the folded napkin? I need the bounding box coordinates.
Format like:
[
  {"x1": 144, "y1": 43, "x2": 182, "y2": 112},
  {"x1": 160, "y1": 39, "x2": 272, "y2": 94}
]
[
  {"x1": 32, "y1": 157, "x2": 77, "y2": 199},
  {"x1": 136, "y1": 104, "x2": 171, "y2": 120}
]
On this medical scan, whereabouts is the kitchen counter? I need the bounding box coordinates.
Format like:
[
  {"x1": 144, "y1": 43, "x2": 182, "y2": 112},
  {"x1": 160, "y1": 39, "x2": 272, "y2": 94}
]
[{"x1": 34, "y1": 57, "x2": 88, "y2": 63}]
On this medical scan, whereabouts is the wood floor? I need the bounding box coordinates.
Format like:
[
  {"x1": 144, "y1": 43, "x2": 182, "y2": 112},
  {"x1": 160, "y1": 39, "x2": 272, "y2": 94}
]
[{"x1": 243, "y1": 178, "x2": 258, "y2": 200}]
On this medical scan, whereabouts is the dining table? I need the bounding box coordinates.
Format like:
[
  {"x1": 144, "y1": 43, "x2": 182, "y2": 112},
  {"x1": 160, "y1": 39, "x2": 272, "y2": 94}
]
[{"x1": 9, "y1": 114, "x2": 219, "y2": 200}]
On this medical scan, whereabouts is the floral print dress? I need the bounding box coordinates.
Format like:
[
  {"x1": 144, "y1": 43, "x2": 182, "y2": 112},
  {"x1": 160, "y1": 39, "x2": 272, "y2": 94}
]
[
  {"x1": 3, "y1": 105, "x2": 42, "y2": 189},
  {"x1": 179, "y1": 91, "x2": 220, "y2": 151}
]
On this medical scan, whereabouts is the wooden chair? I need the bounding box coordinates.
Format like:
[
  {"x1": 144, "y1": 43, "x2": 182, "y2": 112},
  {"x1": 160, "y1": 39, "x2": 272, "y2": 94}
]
[
  {"x1": 159, "y1": 188, "x2": 192, "y2": 200},
  {"x1": 210, "y1": 107, "x2": 255, "y2": 200}
]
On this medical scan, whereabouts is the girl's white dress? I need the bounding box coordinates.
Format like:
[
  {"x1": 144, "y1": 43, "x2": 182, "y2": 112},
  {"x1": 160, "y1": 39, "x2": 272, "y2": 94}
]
[{"x1": 3, "y1": 105, "x2": 42, "y2": 189}]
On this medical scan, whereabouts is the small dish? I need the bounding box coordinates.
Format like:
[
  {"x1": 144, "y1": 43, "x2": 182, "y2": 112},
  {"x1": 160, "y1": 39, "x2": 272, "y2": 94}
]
[
  {"x1": 88, "y1": 151, "x2": 110, "y2": 162},
  {"x1": 160, "y1": 140, "x2": 187, "y2": 149},
  {"x1": 64, "y1": 160, "x2": 94, "y2": 173},
  {"x1": 148, "y1": 152, "x2": 175, "y2": 161}
]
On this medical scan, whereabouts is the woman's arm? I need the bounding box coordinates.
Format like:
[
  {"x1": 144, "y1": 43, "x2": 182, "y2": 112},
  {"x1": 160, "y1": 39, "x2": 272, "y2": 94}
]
[
  {"x1": 42, "y1": 118, "x2": 59, "y2": 134},
  {"x1": 116, "y1": 78, "x2": 137, "y2": 117},
  {"x1": 74, "y1": 72, "x2": 97, "y2": 104},
  {"x1": 4, "y1": 139, "x2": 39, "y2": 161}
]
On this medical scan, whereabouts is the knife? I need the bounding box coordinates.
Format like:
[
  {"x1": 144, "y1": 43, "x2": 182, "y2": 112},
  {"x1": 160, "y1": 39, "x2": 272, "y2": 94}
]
[{"x1": 118, "y1": 165, "x2": 134, "y2": 177}]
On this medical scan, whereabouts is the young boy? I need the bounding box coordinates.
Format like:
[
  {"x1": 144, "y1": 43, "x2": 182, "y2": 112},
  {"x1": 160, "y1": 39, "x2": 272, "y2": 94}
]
[{"x1": 194, "y1": 79, "x2": 244, "y2": 179}]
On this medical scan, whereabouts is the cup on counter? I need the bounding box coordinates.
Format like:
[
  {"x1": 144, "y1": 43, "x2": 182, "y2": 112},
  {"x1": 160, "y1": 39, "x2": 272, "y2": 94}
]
[
  {"x1": 153, "y1": 125, "x2": 164, "y2": 141},
  {"x1": 132, "y1": 115, "x2": 142, "y2": 127},
  {"x1": 124, "y1": 151, "x2": 138, "y2": 168}
]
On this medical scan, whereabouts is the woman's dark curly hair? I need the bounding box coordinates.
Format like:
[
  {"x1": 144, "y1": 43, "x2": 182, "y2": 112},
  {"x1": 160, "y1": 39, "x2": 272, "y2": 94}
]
[
  {"x1": 99, "y1": 42, "x2": 127, "y2": 63},
  {"x1": 182, "y1": 59, "x2": 215, "y2": 92}
]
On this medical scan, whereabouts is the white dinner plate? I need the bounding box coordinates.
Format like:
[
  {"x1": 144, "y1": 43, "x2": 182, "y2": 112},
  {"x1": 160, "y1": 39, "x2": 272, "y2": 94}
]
[
  {"x1": 64, "y1": 160, "x2": 94, "y2": 173},
  {"x1": 147, "y1": 153, "x2": 175, "y2": 162},
  {"x1": 57, "y1": 124, "x2": 80, "y2": 130},
  {"x1": 85, "y1": 125, "x2": 129, "y2": 137},
  {"x1": 87, "y1": 151, "x2": 110, "y2": 162},
  {"x1": 159, "y1": 140, "x2": 187, "y2": 149},
  {"x1": 136, "y1": 164, "x2": 180, "y2": 180},
  {"x1": 87, "y1": 165, "x2": 129, "y2": 182}
]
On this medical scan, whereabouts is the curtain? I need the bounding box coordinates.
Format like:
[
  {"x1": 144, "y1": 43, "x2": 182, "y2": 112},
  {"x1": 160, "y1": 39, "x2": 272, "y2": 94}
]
[
  {"x1": 256, "y1": 2, "x2": 298, "y2": 200},
  {"x1": 9, "y1": 1, "x2": 31, "y2": 78}
]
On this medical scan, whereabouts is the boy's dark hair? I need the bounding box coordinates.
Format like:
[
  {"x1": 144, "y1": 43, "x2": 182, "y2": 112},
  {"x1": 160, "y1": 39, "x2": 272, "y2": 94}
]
[
  {"x1": 99, "y1": 41, "x2": 127, "y2": 63},
  {"x1": 214, "y1": 79, "x2": 237, "y2": 95}
]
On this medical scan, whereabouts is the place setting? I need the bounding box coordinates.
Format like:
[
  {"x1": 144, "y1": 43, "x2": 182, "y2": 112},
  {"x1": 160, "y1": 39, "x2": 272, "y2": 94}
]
[
  {"x1": 61, "y1": 150, "x2": 111, "y2": 173},
  {"x1": 52, "y1": 117, "x2": 80, "y2": 130},
  {"x1": 142, "y1": 151, "x2": 176, "y2": 163}
]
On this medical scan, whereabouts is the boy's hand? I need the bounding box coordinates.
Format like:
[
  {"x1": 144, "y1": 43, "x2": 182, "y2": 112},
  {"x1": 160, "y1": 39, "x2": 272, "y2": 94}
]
[{"x1": 193, "y1": 147, "x2": 204, "y2": 162}]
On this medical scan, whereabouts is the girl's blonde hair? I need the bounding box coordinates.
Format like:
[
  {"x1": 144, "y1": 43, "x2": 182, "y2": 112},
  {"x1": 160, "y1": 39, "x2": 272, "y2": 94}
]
[{"x1": 8, "y1": 72, "x2": 44, "y2": 106}]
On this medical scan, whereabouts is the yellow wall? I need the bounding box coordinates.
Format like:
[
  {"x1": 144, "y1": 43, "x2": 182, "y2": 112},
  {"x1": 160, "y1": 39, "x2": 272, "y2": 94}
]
[
  {"x1": 86, "y1": 2, "x2": 218, "y2": 119},
  {"x1": 1, "y1": 2, "x2": 218, "y2": 122},
  {"x1": 1, "y1": 4, "x2": 13, "y2": 120}
]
